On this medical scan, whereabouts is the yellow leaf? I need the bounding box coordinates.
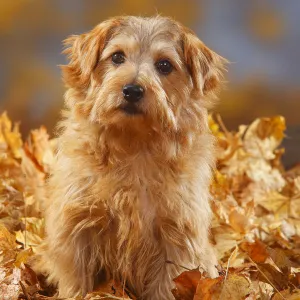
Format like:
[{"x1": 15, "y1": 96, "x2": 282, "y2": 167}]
[
  {"x1": 208, "y1": 115, "x2": 224, "y2": 138},
  {"x1": 195, "y1": 274, "x2": 251, "y2": 300},
  {"x1": 15, "y1": 230, "x2": 42, "y2": 251},
  {"x1": 256, "y1": 116, "x2": 286, "y2": 141},
  {"x1": 0, "y1": 224, "x2": 16, "y2": 262},
  {"x1": 257, "y1": 192, "x2": 289, "y2": 215},
  {"x1": 14, "y1": 248, "x2": 33, "y2": 268},
  {"x1": 0, "y1": 112, "x2": 22, "y2": 159},
  {"x1": 229, "y1": 209, "x2": 250, "y2": 234}
]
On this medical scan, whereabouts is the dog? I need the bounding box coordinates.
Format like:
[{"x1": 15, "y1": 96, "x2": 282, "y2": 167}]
[{"x1": 40, "y1": 16, "x2": 226, "y2": 299}]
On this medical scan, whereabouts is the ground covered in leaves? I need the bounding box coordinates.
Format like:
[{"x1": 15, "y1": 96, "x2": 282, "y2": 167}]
[{"x1": 0, "y1": 112, "x2": 299, "y2": 299}]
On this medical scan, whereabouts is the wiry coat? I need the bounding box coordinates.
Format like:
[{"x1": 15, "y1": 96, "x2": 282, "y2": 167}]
[{"x1": 40, "y1": 16, "x2": 226, "y2": 300}]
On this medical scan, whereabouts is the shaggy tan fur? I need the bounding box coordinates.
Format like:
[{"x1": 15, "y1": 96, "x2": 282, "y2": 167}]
[{"x1": 40, "y1": 16, "x2": 227, "y2": 299}]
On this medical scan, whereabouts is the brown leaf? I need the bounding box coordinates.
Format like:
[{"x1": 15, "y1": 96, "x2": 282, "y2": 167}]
[
  {"x1": 268, "y1": 248, "x2": 292, "y2": 274},
  {"x1": 172, "y1": 269, "x2": 202, "y2": 300},
  {"x1": 21, "y1": 263, "x2": 38, "y2": 286},
  {"x1": 272, "y1": 289, "x2": 300, "y2": 300},
  {"x1": 257, "y1": 263, "x2": 288, "y2": 291},
  {"x1": 91, "y1": 279, "x2": 135, "y2": 299}
]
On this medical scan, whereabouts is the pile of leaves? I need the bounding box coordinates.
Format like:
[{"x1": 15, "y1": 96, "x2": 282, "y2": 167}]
[{"x1": 0, "y1": 112, "x2": 299, "y2": 299}]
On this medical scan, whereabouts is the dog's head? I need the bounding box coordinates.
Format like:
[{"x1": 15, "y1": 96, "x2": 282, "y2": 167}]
[{"x1": 62, "y1": 16, "x2": 227, "y2": 135}]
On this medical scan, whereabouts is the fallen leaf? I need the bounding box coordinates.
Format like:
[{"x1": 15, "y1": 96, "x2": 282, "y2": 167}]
[
  {"x1": 14, "y1": 248, "x2": 33, "y2": 268},
  {"x1": 91, "y1": 279, "x2": 135, "y2": 299},
  {"x1": 272, "y1": 289, "x2": 300, "y2": 300},
  {"x1": 0, "y1": 224, "x2": 17, "y2": 263},
  {"x1": 172, "y1": 269, "x2": 201, "y2": 300},
  {"x1": 256, "y1": 263, "x2": 288, "y2": 291},
  {"x1": 240, "y1": 240, "x2": 269, "y2": 264},
  {"x1": 195, "y1": 274, "x2": 251, "y2": 300},
  {"x1": 0, "y1": 267, "x2": 21, "y2": 300}
]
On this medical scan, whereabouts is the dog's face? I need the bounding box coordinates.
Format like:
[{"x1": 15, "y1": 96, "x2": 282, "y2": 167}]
[{"x1": 63, "y1": 16, "x2": 226, "y2": 135}]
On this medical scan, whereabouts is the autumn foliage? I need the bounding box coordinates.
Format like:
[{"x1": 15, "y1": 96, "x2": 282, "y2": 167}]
[{"x1": 0, "y1": 112, "x2": 299, "y2": 299}]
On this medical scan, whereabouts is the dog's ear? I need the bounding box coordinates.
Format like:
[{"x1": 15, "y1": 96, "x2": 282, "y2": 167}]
[
  {"x1": 181, "y1": 27, "x2": 227, "y2": 103},
  {"x1": 62, "y1": 18, "x2": 122, "y2": 90}
]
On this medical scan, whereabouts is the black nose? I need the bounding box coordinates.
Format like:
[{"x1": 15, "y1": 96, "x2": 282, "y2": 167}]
[{"x1": 123, "y1": 84, "x2": 144, "y2": 103}]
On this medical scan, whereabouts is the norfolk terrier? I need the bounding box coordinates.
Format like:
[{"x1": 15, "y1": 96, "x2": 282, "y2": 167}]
[{"x1": 41, "y1": 16, "x2": 227, "y2": 299}]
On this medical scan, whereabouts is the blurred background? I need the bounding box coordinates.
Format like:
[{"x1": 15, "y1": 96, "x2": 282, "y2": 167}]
[{"x1": 0, "y1": 0, "x2": 299, "y2": 167}]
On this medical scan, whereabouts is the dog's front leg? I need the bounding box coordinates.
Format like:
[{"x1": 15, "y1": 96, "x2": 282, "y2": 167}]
[{"x1": 45, "y1": 201, "x2": 110, "y2": 297}]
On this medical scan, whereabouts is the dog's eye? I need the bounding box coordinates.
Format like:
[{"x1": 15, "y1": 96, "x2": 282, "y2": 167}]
[
  {"x1": 112, "y1": 52, "x2": 125, "y2": 65},
  {"x1": 155, "y1": 60, "x2": 173, "y2": 75}
]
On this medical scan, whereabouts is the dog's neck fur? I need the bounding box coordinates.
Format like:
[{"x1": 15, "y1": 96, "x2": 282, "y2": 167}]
[{"x1": 59, "y1": 96, "x2": 207, "y2": 168}]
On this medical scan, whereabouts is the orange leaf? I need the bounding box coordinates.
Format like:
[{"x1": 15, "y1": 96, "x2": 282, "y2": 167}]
[
  {"x1": 172, "y1": 269, "x2": 202, "y2": 300},
  {"x1": 240, "y1": 240, "x2": 269, "y2": 263}
]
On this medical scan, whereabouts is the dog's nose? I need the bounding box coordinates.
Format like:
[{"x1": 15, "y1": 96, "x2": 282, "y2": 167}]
[{"x1": 123, "y1": 84, "x2": 144, "y2": 103}]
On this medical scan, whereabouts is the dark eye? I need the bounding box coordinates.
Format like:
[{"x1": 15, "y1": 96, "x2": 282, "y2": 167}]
[
  {"x1": 112, "y1": 51, "x2": 125, "y2": 65},
  {"x1": 155, "y1": 60, "x2": 173, "y2": 75}
]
